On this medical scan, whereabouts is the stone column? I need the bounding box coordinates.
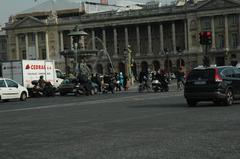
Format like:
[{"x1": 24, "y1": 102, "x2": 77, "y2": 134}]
[
  {"x1": 125, "y1": 27, "x2": 129, "y2": 49},
  {"x1": 172, "y1": 21, "x2": 176, "y2": 54},
  {"x1": 70, "y1": 33, "x2": 73, "y2": 50},
  {"x1": 136, "y1": 26, "x2": 140, "y2": 56},
  {"x1": 148, "y1": 24, "x2": 153, "y2": 55},
  {"x1": 102, "y1": 29, "x2": 106, "y2": 49},
  {"x1": 15, "y1": 34, "x2": 19, "y2": 60},
  {"x1": 45, "y1": 32, "x2": 50, "y2": 60},
  {"x1": 184, "y1": 20, "x2": 188, "y2": 52},
  {"x1": 160, "y1": 24, "x2": 164, "y2": 52},
  {"x1": 211, "y1": 16, "x2": 216, "y2": 50},
  {"x1": 238, "y1": 14, "x2": 240, "y2": 48},
  {"x1": 35, "y1": 32, "x2": 39, "y2": 59},
  {"x1": 91, "y1": 30, "x2": 96, "y2": 50},
  {"x1": 25, "y1": 33, "x2": 29, "y2": 59},
  {"x1": 113, "y1": 28, "x2": 118, "y2": 57},
  {"x1": 60, "y1": 31, "x2": 64, "y2": 51},
  {"x1": 225, "y1": 15, "x2": 229, "y2": 50}
]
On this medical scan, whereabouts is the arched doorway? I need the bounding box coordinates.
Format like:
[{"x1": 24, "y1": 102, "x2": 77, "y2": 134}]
[
  {"x1": 96, "y1": 64, "x2": 103, "y2": 74},
  {"x1": 141, "y1": 61, "x2": 148, "y2": 72},
  {"x1": 152, "y1": 60, "x2": 160, "y2": 71},
  {"x1": 164, "y1": 59, "x2": 172, "y2": 73},
  {"x1": 118, "y1": 62, "x2": 125, "y2": 74},
  {"x1": 176, "y1": 59, "x2": 185, "y2": 69}
]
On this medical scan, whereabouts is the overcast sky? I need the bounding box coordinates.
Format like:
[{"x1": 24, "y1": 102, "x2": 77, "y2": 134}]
[{"x1": 0, "y1": 0, "x2": 48, "y2": 26}]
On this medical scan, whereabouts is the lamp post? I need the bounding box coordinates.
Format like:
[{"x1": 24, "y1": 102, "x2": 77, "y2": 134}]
[
  {"x1": 165, "y1": 49, "x2": 170, "y2": 83},
  {"x1": 68, "y1": 25, "x2": 88, "y2": 74},
  {"x1": 124, "y1": 45, "x2": 134, "y2": 84}
]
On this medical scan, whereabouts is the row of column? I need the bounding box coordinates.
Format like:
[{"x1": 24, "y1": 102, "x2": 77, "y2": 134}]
[
  {"x1": 89, "y1": 21, "x2": 186, "y2": 57},
  {"x1": 15, "y1": 32, "x2": 50, "y2": 60},
  {"x1": 210, "y1": 14, "x2": 240, "y2": 50}
]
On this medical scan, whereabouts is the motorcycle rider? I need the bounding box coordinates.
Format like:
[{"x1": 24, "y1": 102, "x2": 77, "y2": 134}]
[
  {"x1": 38, "y1": 75, "x2": 46, "y2": 90},
  {"x1": 139, "y1": 70, "x2": 150, "y2": 91},
  {"x1": 157, "y1": 69, "x2": 169, "y2": 92}
]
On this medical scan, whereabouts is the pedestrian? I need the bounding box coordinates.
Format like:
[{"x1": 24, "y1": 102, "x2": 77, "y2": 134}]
[
  {"x1": 123, "y1": 75, "x2": 129, "y2": 91},
  {"x1": 119, "y1": 72, "x2": 124, "y2": 88}
]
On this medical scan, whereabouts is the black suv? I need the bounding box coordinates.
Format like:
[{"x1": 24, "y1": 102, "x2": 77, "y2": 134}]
[{"x1": 184, "y1": 66, "x2": 240, "y2": 106}]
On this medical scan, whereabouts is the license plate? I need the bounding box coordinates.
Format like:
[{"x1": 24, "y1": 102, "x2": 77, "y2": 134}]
[{"x1": 194, "y1": 81, "x2": 206, "y2": 85}]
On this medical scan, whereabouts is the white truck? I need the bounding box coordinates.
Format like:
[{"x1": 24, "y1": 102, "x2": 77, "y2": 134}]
[{"x1": 1, "y1": 60, "x2": 64, "y2": 89}]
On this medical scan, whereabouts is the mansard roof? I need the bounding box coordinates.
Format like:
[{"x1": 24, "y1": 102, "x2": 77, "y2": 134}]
[
  {"x1": 195, "y1": 0, "x2": 240, "y2": 10},
  {"x1": 19, "y1": 0, "x2": 155, "y2": 15}
]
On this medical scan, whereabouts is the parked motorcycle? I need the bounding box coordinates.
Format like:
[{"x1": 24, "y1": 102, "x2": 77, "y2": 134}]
[
  {"x1": 102, "y1": 75, "x2": 115, "y2": 94},
  {"x1": 29, "y1": 80, "x2": 55, "y2": 97}
]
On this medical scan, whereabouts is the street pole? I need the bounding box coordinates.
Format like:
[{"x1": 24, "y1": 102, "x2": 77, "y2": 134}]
[
  {"x1": 203, "y1": 44, "x2": 210, "y2": 67},
  {"x1": 74, "y1": 41, "x2": 78, "y2": 73}
]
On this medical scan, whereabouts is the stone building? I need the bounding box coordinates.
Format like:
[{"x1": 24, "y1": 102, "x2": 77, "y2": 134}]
[{"x1": 3, "y1": 0, "x2": 240, "y2": 75}]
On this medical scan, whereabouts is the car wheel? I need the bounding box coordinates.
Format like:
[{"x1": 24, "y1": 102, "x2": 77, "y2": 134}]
[
  {"x1": 90, "y1": 89, "x2": 95, "y2": 95},
  {"x1": 186, "y1": 99, "x2": 197, "y2": 107},
  {"x1": 224, "y1": 89, "x2": 233, "y2": 106},
  {"x1": 20, "y1": 92, "x2": 27, "y2": 101},
  {"x1": 94, "y1": 87, "x2": 98, "y2": 94}
]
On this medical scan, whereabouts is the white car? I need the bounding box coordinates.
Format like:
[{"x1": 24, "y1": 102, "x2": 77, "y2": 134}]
[{"x1": 0, "y1": 78, "x2": 28, "y2": 102}]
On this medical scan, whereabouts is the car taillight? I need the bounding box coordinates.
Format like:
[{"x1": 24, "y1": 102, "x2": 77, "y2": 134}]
[{"x1": 214, "y1": 68, "x2": 222, "y2": 82}]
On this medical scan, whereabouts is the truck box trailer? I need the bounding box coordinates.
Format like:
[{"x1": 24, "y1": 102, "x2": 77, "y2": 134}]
[{"x1": 1, "y1": 60, "x2": 64, "y2": 88}]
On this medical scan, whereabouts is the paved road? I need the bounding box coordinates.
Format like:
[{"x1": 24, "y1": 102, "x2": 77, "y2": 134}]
[{"x1": 0, "y1": 91, "x2": 240, "y2": 159}]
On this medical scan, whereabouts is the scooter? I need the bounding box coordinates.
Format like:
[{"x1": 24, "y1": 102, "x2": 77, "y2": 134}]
[{"x1": 152, "y1": 79, "x2": 169, "y2": 92}]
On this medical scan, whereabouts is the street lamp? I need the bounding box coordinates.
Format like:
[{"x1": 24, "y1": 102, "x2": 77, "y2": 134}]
[
  {"x1": 123, "y1": 45, "x2": 134, "y2": 84},
  {"x1": 68, "y1": 25, "x2": 88, "y2": 74}
]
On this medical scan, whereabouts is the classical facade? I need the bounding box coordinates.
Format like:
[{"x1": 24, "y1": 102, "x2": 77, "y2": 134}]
[{"x1": 4, "y1": 0, "x2": 240, "y2": 75}]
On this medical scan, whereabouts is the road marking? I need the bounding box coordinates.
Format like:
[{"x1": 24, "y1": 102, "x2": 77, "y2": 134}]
[{"x1": 0, "y1": 93, "x2": 183, "y2": 113}]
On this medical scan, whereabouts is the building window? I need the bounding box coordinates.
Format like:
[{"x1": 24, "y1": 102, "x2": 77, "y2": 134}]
[
  {"x1": 202, "y1": 18, "x2": 211, "y2": 30},
  {"x1": 229, "y1": 15, "x2": 237, "y2": 25},
  {"x1": 217, "y1": 16, "x2": 224, "y2": 26},
  {"x1": 22, "y1": 50, "x2": 26, "y2": 59},
  {"x1": 31, "y1": 33, "x2": 35, "y2": 42},
  {"x1": 40, "y1": 33, "x2": 45, "y2": 41},
  {"x1": 42, "y1": 49, "x2": 46, "y2": 59},
  {"x1": 217, "y1": 34, "x2": 224, "y2": 49},
  {"x1": 21, "y1": 35, "x2": 25, "y2": 42},
  {"x1": 231, "y1": 33, "x2": 238, "y2": 48}
]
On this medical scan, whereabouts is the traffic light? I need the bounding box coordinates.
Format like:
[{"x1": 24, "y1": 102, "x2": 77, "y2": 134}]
[
  {"x1": 199, "y1": 31, "x2": 212, "y2": 45},
  {"x1": 199, "y1": 32, "x2": 205, "y2": 45},
  {"x1": 206, "y1": 31, "x2": 212, "y2": 45}
]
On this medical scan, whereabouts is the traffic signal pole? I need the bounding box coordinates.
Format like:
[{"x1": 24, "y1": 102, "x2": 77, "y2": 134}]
[
  {"x1": 199, "y1": 31, "x2": 212, "y2": 67},
  {"x1": 203, "y1": 43, "x2": 210, "y2": 67}
]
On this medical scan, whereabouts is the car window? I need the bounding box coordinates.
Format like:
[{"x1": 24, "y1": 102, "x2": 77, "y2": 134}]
[
  {"x1": 233, "y1": 68, "x2": 240, "y2": 78},
  {"x1": 56, "y1": 70, "x2": 64, "y2": 79},
  {"x1": 6, "y1": 80, "x2": 18, "y2": 88},
  {"x1": 221, "y1": 68, "x2": 234, "y2": 78},
  {"x1": 0, "y1": 80, "x2": 6, "y2": 87},
  {"x1": 187, "y1": 69, "x2": 215, "y2": 81}
]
